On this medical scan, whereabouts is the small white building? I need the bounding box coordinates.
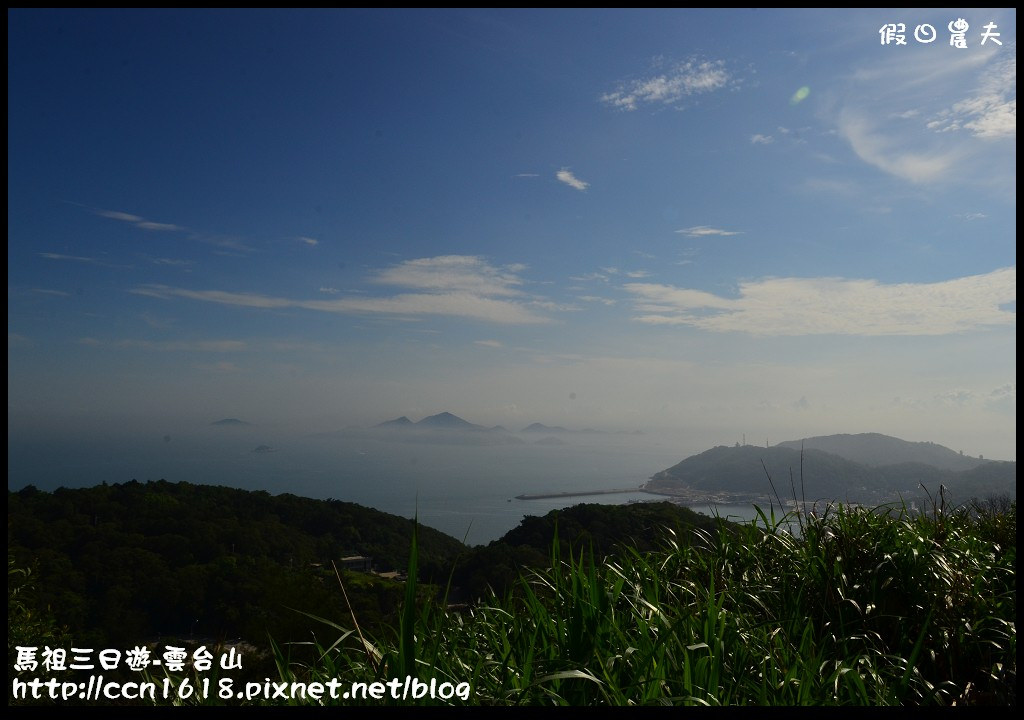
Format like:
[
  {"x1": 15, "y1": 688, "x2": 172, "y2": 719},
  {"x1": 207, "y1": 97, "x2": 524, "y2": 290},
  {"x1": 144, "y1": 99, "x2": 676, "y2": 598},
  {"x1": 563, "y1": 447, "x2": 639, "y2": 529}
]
[{"x1": 340, "y1": 555, "x2": 373, "y2": 572}]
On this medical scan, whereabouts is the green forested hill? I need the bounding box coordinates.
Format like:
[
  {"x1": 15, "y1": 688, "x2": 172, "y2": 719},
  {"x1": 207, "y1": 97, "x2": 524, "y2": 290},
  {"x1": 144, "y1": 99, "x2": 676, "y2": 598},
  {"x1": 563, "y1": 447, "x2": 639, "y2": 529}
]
[
  {"x1": 9, "y1": 480, "x2": 1015, "y2": 707},
  {"x1": 450, "y1": 501, "x2": 726, "y2": 601},
  {"x1": 8, "y1": 481, "x2": 729, "y2": 650},
  {"x1": 7, "y1": 480, "x2": 466, "y2": 647},
  {"x1": 775, "y1": 432, "x2": 990, "y2": 470},
  {"x1": 647, "y1": 444, "x2": 1015, "y2": 505}
]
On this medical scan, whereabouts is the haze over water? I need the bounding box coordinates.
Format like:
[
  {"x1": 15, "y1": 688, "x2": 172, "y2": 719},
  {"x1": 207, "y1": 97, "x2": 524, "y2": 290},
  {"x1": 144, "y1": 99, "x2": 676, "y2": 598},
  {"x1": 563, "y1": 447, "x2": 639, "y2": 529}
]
[{"x1": 8, "y1": 425, "x2": 718, "y2": 545}]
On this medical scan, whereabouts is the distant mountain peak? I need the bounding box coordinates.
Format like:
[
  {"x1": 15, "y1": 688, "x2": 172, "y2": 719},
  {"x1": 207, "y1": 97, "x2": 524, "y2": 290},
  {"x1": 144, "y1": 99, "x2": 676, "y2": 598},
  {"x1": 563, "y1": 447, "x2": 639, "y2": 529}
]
[
  {"x1": 211, "y1": 418, "x2": 251, "y2": 426},
  {"x1": 416, "y1": 412, "x2": 479, "y2": 429},
  {"x1": 775, "y1": 432, "x2": 989, "y2": 471},
  {"x1": 375, "y1": 416, "x2": 414, "y2": 428},
  {"x1": 522, "y1": 422, "x2": 569, "y2": 433}
]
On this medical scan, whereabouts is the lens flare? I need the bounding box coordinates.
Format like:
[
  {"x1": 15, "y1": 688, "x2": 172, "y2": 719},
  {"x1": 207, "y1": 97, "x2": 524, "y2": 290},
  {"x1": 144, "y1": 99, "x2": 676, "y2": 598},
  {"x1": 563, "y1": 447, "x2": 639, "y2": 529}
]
[{"x1": 790, "y1": 86, "x2": 810, "y2": 105}]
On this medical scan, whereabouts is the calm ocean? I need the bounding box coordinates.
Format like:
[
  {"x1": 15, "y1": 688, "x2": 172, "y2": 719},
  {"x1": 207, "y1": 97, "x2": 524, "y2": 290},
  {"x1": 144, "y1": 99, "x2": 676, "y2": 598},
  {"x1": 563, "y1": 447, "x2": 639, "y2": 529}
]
[{"x1": 8, "y1": 427, "x2": 775, "y2": 545}]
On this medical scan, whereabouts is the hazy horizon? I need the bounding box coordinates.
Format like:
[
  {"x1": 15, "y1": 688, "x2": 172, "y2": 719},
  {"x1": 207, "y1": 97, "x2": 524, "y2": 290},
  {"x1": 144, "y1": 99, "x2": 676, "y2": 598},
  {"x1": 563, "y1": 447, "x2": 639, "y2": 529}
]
[{"x1": 8, "y1": 9, "x2": 1017, "y2": 474}]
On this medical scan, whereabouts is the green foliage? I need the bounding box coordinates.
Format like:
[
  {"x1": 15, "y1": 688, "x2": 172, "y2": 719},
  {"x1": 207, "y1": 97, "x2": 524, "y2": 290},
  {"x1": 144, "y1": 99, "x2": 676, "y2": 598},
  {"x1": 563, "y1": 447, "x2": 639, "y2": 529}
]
[
  {"x1": 450, "y1": 501, "x2": 721, "y2": 600},
  {"x1": 8, "y1": 481, "x2": 1015, "y2": 706},
  {"x1": 7, "y1": 481, "x2": 467, "y2": 648},
  {"x1": 269, "y1": 498, "x2": 1014, "y2": 706},
  {"x1": 8, "y1": 556, "x2": 66, "y2": 663}
]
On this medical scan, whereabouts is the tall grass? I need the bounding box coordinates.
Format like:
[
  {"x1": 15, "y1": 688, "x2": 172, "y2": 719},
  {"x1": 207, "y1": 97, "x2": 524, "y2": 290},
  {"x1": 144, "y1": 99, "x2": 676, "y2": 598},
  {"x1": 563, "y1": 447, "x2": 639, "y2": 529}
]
[{"x1": 178, "y1": 497, "x2": 1017, "y2": 705}]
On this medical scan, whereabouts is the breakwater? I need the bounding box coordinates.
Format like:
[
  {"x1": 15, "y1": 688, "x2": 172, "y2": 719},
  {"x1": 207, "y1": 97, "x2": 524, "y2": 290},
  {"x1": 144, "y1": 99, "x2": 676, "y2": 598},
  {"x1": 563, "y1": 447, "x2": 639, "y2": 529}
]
[{"x1": 514, "y1": 488, "x2": 646, "y2": 501}]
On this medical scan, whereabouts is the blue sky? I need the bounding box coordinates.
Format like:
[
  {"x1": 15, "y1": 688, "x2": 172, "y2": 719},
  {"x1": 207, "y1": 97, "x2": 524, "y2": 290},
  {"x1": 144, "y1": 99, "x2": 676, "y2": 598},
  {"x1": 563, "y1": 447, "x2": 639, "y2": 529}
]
[{"x1": 8, "y1": 9, "x2": 1017, "y2": 460}]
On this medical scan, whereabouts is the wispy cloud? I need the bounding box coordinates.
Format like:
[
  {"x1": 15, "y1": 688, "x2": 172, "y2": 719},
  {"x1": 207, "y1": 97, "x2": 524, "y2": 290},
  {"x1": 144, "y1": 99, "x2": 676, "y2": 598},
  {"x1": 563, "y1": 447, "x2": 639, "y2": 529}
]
[
  {"x1": 556, "y1": 168, "x2": 589, "y2": 191},
  {"x1": 39, "y1": 252, "x2": 100, "y2": 263},
  {"x1": 474, "y1": 339, "x2": 503, "y2": 348},
  {"x1": 934, "y1": 389, "x2": 974, "y2": 407},
  {"x1": 294, "y1": 236, "x2": 319, "y2": 247},
  {"x1": 750, "y1": 134, "x2": 774, "y2": 145},
  {"x1": 373, "y1": 255, "x2": 525, "y2": 297},
  {"x1": 132, "y1": 255, "x2": 555, "y2": 325},
  {"x1": 601, "y1": 58, "x2": 731, "y2": 111},
  {"x1": 139, "y1": 312, "x2": 175, "y2": 329},
  {"x1": 136, "y1": 221, "x2": 183, "y2": 231},
  {"x1": 132, "y1": 286, "x2": 553, "y2": 325},
  {"x1": 569, "y1": 271, "x2": 612, "y2": 283},
  {"x1": 95, "y1": 209, "x2": 185, "y2": 232},
  {"x1": 833, "y1": 47, "x2": 1013, "y2": 184},
  {"x1": 927, "y1": 56, "x2": 1016, "y2": 139},
  {"x1": 624, "y1": 266, "x2": 1016, "y2": 336},
  {"x1": 675, "y1": 226, "x2": 742, "y2": 237},
  {"x1": 319, "y1": 287, "x2": 340, "y2": 294},
  {"x1": 837, "y1": 112, "x2": 954, "y2": 184},
  {"x1": 152, "y1": 257, "x2": 193, "y2": 267},
  {"x1": 625, "y1": 270, "x2": 651, "y2": 279},
  {"x1": 988, "y1": 383, "x2": 1015, "y2": 402},
  {"x1": 38, "y1": 252, "x2": 128, "y2": 268},
  {"x1": 116, "y1": 339, "x2": 248, "y2": 352},
  {"x1": 202, "y1": 235, "x2": 258, "y2": 254},
  {"x1": 514, "y1": 173, "x2": 540, "y2": 178},
  {"x1": 578, "y1": 295, "x2": 617, "y2": 306}
]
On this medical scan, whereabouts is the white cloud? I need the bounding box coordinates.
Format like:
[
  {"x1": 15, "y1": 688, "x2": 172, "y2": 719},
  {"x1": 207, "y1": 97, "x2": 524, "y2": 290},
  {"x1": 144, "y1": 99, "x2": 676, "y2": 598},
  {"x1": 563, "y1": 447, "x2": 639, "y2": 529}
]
[
  {"x1": 116, "y1": 339, "x2": 248, "y2": 352},
  {"x1": 528, "y1": 300, "x2": 579, "y2": 313},
  {"x1": 935, "y1": 389, "x2": 975, "y2": 406},
  {"x1": 624, "y1": 266, "x2": 1016, "y2": 336},
  {"x1": 625, "y1": 270, "x2": 651, "y2": 279},
  {"x1": 139, "y1": 312, "x2": 174, "y2": 329},
  {"x1": 474, "y1": 339, "x2": 503, "y2": 348},
  {"x1": 601, "y1": 59, "x2": 731, "y2": 111},
  {"x1": 202, "y1": 235, "x2": 257, "y2": 254},
  {"x1": 675, "y1": 226, "x2": 742, "y2": 237},
  {"x1": 96, "y1": 209, "x2": 185, "y2": 231},
  {"x1": 319, "y1": 287, "x2": 340, "y2": 294},
  {"x1": 132, "y1": 256, "x2": 556, "y2": 325},
  {"x1": 515, "y1": 173, "x2": 540, "y2": 178},
  {"x1": 373, "y1": 255, "x2": 525, "y2": 297},
  {"x1": 928, "y1": 56, "x2": 1016, "y2": 139},
  {"x1": 556, "y1": 168, "x2": 589, "y2": 191},
  {"x1": 569, "y1": 272, "x2": 611, "y2": 283},
  {"x1": 750, "y1": 134, "x2": 774, "y2": 145},
  {"x1": 295, "y1": 236, "x2": 319, "y2": 247},
  {"x1": 989, "y1": 383, "x2": 1015, "y2": 400},
  {"x1": 833, "y1": 48, "x2": 1014, "y2": 184},
  {"x1": 837, "y1": 112, "x2": 954, "y2": 184},
  {"x1": 39, "y1": 252, "x2": 99, "y2": 263},
  {"x1": 136, "y1": 221, "x2": 184, "y2": 231},
  {"x1": 577, "y1": 295, "x2": 617, "y2": 306}
]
